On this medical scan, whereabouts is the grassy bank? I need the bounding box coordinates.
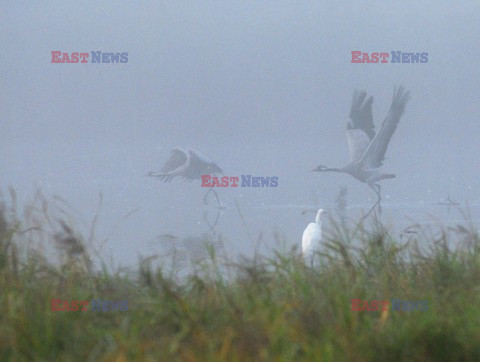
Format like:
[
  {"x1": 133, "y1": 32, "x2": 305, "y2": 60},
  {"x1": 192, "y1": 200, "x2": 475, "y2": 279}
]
[{"x1": 0, "y1": 192, "x2": 479, "y2": 361}]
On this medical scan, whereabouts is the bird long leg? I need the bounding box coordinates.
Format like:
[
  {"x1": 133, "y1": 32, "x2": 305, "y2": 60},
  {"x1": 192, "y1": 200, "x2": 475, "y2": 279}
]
[
  {"x1": 202, "y1": 187, "x2": 212, "y2": 205},
  {"x1": 211, "y1": 188, "x2": 224, "y2": 209},
  {"x1": 202, "y1": 186, "x2": 217, "y2": 206},
  {"x1": 203, "y1": 208, "x2": 222, "y2": 235},
  {"x1": 375, "y1": 184, "x2": 382, "y2": 215},
  {"x1": 203, "y1": 187, "x2": 224, "y2": 209},
  {"x1": 378, "y1": 194, "x2": 383, "y2": 215},
  {"x1": 363, "y1": 183, "x2": 382, "y2": 220}
]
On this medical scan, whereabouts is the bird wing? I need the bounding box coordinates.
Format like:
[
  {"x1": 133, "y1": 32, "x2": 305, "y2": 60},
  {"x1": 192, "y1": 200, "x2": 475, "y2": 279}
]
[
  {"x1": 346, "y1": 90, "x2": 375, "y2": 162},
  {"x1": 357, "y1": 86, "x2": 410, "y2": 168},
  {"x1": 186, "y1": 148, "x2": 221, "y2": 181},
  {"x1": 183, "y1": 149, "x2": 211, "y2": 181},
  {"x1": 346, "y1": 129, "x2": 372, "y2": 163},
  {"x1": 158, "y1": 148, "x2": 189, "y2": 182},
  {"x1": 188, "y1": 148, "x2": 214, "y2": 164}
]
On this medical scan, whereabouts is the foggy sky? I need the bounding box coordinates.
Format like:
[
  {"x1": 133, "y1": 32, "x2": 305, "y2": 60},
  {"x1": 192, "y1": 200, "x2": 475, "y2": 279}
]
[{"x1": 1, "y1": 1, "x2": 479, "y2": 266}]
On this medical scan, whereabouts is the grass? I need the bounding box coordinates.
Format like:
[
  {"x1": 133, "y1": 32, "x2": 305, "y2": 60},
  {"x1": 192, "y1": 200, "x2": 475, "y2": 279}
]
[{"x1": 0, "y1": 190, "x2": 480, "y2": 361}]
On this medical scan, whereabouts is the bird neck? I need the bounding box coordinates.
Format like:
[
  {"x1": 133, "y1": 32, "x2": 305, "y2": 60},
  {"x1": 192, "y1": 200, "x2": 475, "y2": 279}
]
[
  {"x1": 315, "y1": 214, "x2": 323, "y2": 224},
  {"x1": 323, "y1": 167, "x2": 343, "y2": 173}
]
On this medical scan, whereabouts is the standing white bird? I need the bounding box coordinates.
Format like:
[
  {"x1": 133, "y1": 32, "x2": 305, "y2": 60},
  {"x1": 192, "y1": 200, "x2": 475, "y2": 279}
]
[
  {"x1": 147, "y1": 147, "x2": 223, "y2": 207},
  {"x1": 302, "y1": 209, "x2": 327, "y2": 267}
]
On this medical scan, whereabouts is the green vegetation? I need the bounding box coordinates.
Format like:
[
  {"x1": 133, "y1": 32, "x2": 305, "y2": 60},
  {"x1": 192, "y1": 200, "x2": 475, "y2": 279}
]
[{"x1": 1, "y1": 190, "x2": 479, "y2": 361}]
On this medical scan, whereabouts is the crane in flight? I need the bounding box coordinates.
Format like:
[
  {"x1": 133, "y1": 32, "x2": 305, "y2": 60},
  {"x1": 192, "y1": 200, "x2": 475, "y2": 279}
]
[
  {"x1": 147, "y1": 147, "x2": 224, "y2": 208},
  {"x1": 312, "y1": 86, "x2": 410, "y2": 216}
]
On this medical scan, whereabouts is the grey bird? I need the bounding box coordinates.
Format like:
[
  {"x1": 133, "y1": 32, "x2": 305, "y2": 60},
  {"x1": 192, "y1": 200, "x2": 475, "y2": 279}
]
[
  {"x1": 312, "y1": 86, "x2": 410, "y2": 215},
  {"x1": 147, "y1": 147, "x2": 223, "y2": 207}
]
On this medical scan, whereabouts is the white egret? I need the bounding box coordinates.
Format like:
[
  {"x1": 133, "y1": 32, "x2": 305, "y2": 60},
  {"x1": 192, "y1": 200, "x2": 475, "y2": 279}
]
[{"x1": 302, "y1": 209, "x2": 327, "y2": 267}]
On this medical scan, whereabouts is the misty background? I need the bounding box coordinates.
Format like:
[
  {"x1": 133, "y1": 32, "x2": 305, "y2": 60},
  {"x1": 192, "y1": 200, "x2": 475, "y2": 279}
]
[{"x1": 1, "y1": 1, "x2": 479, "y2": 267}]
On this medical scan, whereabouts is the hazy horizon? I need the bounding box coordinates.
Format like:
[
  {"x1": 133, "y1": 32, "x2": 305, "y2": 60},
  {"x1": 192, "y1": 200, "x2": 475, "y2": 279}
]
[{"x1": 2, "y1": 1, "x2": 479, "y2": 266}]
